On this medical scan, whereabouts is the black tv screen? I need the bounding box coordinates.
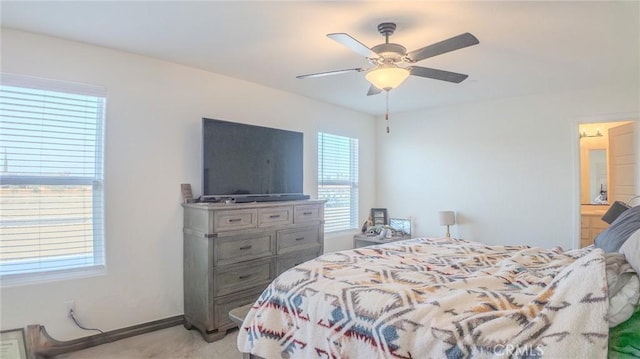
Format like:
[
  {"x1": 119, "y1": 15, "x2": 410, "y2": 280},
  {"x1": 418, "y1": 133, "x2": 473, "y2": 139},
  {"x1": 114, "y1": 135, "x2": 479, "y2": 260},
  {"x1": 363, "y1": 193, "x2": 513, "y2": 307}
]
[{"x1": 202, "y1": 118, "x2": 304, "y2": 200}]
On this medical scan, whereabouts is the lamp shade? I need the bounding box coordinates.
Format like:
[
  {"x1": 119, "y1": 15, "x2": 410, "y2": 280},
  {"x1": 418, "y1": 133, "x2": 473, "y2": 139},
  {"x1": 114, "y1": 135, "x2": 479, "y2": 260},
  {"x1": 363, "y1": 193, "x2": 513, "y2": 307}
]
[
  {"x1": 365, "y1": 64, "x2": 410, "y2": 90},
  {"x1": 438, "y1": 211, "x2": 456, "y2": 226}
]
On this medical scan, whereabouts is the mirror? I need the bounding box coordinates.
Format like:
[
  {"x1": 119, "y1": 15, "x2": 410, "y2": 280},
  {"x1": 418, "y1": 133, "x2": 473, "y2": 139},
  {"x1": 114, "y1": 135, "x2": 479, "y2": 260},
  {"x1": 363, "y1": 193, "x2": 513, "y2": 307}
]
[
  {"x1": 579, "y1": 124, "x2": 609, "y2": 205},
  {"x1": 587, "y1": 149, "x2": 607, "y2": 204},
  {"x1": 579, "y1": 120, "x2": 636, "y2": 205}
]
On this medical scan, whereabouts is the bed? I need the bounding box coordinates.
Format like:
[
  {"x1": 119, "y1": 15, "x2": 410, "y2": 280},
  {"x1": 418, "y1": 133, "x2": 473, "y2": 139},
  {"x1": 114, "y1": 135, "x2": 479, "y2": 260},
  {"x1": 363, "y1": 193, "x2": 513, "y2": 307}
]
[{"x1": 237, "y1": 208, "x2": 640, "y2": 358}]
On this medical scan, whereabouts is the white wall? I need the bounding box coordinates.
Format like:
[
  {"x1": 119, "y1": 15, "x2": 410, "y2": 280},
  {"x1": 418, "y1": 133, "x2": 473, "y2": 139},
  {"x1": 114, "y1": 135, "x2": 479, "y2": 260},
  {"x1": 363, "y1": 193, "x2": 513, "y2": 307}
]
[
  {"x1": 0, "y1": 29, "x2": 376, "y2": 339},
  {"x1": 636, "y1": 123, "x2": 640, "y2": 194},
  {"x1": 375, "y1": 86, "x2": 639, "y2": 250}
]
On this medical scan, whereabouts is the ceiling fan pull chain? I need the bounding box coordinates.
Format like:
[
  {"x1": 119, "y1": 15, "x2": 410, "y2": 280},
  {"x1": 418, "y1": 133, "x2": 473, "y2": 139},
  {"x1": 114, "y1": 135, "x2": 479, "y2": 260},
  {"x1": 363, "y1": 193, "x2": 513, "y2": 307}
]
[{"x1": 386, "y1": 91, "x2": 390, "y2": 133}]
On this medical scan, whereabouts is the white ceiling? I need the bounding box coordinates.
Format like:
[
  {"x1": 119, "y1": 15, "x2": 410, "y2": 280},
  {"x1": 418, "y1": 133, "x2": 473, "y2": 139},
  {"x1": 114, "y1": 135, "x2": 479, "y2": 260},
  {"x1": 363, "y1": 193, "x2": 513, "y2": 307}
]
[{"x1": 1, "y1": 1, "x2": 639, "y2": 116}]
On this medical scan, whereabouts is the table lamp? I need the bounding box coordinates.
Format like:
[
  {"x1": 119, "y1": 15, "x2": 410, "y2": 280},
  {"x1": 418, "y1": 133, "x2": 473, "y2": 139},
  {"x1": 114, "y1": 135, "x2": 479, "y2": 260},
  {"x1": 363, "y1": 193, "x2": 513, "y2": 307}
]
[{"x1": 439, "y1": 211, "x2": 456, "y2": 238}]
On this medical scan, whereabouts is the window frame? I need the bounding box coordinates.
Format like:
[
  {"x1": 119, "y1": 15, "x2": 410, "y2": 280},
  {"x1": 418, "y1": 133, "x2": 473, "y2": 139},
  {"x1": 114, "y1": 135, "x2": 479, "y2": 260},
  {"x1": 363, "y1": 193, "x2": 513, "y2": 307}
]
[
  {"x1": 0, "y1": 73, "x2": 107, "y2": 286},
  {"x1": 317, "y1": 132, "x2": 359, "y2": 233}
]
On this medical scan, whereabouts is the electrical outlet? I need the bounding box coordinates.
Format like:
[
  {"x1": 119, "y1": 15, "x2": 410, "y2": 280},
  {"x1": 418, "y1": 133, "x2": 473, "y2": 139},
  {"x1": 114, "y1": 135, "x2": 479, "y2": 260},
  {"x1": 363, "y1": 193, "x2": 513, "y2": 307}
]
[{"x1": 64, "y1": 300, "x2": 76, "y2": 317}]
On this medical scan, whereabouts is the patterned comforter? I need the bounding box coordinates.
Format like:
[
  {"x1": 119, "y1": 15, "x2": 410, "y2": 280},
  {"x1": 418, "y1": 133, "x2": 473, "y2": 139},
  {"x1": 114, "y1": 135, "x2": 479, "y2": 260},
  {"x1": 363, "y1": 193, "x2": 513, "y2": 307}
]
[{"x1": 237, "y1": 237, "x2": 610, "y2": 358}]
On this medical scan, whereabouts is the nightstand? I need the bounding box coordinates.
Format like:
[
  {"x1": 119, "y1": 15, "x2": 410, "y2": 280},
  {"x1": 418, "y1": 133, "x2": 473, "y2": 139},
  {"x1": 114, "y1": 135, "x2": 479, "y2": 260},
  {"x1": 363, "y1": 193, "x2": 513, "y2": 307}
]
[{"x1": 353, "y1": 233, "x2": 411, "y2": 248}]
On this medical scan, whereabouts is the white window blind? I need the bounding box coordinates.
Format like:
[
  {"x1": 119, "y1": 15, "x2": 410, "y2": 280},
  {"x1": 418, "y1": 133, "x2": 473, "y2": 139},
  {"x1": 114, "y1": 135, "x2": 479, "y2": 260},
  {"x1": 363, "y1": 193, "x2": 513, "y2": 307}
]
[
  {"x1": 0, "y1": 73, "x2": 106, "y2": 281},
  {"x1": 318, "y1": 132, "x2": 359, "y2": 233}
]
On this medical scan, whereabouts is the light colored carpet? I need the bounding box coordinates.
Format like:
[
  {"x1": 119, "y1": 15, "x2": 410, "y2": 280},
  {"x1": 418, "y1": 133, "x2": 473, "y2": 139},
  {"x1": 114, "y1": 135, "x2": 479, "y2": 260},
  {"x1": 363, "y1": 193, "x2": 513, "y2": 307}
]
[{"x1": 54, "y1": 326, "x2": 242, "y2": 359}]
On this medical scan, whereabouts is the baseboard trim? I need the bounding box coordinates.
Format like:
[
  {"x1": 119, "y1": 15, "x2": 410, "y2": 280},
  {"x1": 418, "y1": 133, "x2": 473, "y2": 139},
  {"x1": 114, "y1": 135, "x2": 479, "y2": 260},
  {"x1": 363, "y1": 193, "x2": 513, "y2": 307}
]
[{"x1": 26, "y1": 315, "x2": 184, "y2": 358}]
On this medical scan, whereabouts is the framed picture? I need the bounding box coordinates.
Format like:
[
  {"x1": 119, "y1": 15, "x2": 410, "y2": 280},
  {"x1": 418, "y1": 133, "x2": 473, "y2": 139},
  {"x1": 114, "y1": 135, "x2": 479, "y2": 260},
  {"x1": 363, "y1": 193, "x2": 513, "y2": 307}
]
[
  {"x1": 370, "y1": 208, "x2": 388, "y2": 226},
  {"x1": 0, "y1": 328, "x2": 27, "y2": 359},
  {"x1": 390, "y1": 218, "x2": 411, "y2": 236},
  {"x1": 180, "y1": 183, "x2": 195, "y2": 203}
]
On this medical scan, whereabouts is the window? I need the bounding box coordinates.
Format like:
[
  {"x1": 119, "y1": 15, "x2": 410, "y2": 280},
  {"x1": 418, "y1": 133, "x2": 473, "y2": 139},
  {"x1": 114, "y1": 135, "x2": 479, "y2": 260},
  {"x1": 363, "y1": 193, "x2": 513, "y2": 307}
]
[
  {"x1": 0, "y1": 73, "x2": 106, "y2": 283},
  {"x1": 317, "y1": 132, "x2": 359, "y2": 232}
]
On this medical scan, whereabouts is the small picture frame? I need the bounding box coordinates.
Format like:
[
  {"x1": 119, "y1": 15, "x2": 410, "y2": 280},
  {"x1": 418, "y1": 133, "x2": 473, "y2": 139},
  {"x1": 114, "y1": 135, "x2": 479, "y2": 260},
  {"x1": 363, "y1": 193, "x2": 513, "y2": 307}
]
[
  {"x1": 370, "y1": 208, "x2": 388, "y2": 226},
  {"x1": 181, "y1": 183, "x2": 194, "y2": 203},
  {"x1": 0, "y1": 328, "x2": 28, "y2": 359},
  {"x1": 390, "y1": 218, "x2": 411, "y2": 236}
]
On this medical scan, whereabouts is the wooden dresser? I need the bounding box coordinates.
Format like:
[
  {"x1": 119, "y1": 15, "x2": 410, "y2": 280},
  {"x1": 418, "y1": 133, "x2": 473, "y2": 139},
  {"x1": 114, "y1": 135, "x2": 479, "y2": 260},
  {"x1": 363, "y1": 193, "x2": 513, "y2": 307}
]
[{"x1": 182, "y1": 200, "x2": 324, "y2": 342}]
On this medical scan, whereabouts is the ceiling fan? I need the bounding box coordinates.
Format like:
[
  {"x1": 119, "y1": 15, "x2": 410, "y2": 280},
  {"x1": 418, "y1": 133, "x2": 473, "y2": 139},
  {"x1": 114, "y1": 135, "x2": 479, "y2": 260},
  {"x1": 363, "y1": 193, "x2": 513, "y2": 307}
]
[{"x1": 297, "y1": 22, "x2": 479, "y2": 95}]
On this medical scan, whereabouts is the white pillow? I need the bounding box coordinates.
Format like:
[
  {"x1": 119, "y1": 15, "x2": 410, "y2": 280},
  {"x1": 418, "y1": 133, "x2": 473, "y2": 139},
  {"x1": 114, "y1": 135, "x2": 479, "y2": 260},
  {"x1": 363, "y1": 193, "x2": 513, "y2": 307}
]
[
  {"x1": 605, "y1": 252, "x2": 640, "y2": 327},
  {"x1": 619, "y1": 228, "x2": 640, "y2": 274},
  {"x1": 607, "y1": 273, "x2": 639, "y2": 327}
]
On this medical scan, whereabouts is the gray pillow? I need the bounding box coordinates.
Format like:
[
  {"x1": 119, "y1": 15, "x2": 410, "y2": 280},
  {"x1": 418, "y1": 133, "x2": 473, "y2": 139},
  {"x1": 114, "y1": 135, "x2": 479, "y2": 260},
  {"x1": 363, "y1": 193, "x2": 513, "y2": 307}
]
[{"x1": 594, "y1": 205, "x2": 640, "y2": 252}]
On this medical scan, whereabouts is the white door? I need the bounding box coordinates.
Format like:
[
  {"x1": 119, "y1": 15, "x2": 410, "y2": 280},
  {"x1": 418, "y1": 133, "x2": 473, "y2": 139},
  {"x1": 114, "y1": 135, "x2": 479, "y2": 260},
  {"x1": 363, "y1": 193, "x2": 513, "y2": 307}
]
[{"x1": 609, "y1": 122, "x2": 636, "y2": 203}]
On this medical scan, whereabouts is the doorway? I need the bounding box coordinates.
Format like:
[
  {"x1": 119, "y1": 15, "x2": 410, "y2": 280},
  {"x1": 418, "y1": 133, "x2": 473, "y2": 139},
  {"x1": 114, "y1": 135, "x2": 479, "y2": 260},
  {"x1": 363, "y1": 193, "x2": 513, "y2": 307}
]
[{"x1": 577, "y1": 120, "x2": 636, "y2": 247}]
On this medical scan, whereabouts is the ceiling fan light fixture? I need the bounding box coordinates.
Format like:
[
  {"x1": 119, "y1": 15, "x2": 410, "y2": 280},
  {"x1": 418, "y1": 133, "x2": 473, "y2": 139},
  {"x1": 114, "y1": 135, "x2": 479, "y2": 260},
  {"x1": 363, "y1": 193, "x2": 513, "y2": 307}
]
[{"x1": 365, "y1": 64, "x2": 410, "y2": 90}]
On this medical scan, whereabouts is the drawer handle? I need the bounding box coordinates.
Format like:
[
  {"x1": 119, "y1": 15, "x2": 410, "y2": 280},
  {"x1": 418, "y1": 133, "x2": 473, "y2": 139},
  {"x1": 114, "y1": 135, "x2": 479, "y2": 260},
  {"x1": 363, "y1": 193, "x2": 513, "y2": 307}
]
[
  {"x1": 303, "y1": 212, "x2": 312, "y2": 215},
  {"x1": 239, "y1": 274, "x2": 251, "y2": 280},
  {"x1": 269, "y1": 214, "x2": 281, "y2": 219},
  {"x1": 295, "y1": 237, "x2": 305, "y2": 241},
  {"x1": 239, "y1": 245, "x2": 252, "y2": 250},
  {"x1": 228, "y1": 218, "x2": 242, "y2": 223}
]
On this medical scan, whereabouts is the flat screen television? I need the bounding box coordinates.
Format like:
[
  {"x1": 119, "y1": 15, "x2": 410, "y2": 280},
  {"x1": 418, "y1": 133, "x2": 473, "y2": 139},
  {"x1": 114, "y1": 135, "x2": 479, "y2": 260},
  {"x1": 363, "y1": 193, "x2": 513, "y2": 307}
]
[{"x1": 202, "y1": 118, "x2": 308, "y2": 203}]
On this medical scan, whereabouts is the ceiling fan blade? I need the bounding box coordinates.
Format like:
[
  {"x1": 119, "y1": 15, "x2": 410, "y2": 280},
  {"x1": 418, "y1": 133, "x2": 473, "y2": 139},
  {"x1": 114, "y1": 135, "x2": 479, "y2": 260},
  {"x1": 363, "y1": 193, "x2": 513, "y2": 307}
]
[
  {"x1": 296, "y1": 68, "x2": 366, "y2": 79},
  {"x1": 367, "y1": 84, "x2": 382, "y2": 96},
  {"x1": 327, "y1": 33, "x2": 377, "y2": 58},
  {"x1": 407, "y1": 33, "x2": 479, "y2": 62},
  {"x1": 408, "y1": 66, "x2": 469, "y2": 83}
]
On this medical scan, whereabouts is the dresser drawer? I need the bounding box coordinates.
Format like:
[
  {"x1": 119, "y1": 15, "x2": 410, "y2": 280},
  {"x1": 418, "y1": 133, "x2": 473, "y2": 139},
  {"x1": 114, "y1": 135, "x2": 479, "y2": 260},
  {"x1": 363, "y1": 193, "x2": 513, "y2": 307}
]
[
  {"x1": 277, "y1": 226, "x2": 321, "y2": 254},
  {"x1": 213, "y1": 287, "x2": 264, "y2": 330},
  {"x1": 213, "y1": 258, "x2": 274, "y2": 297},
  {"x1": 213, "y1": 232, "x2": 275, "y2": 267},
  {"x1": 294, "y1": 204, "x2": 322, "y2": 223},
  {"x1": 258, "y1": 207, "x2": 293, "y2": 227},
  {"x1": 276, "y1": 247, "x2": 322, "y2": 275},
  {"x1": 213, "y1": 209, "x2": 257, "y2": 232}
]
